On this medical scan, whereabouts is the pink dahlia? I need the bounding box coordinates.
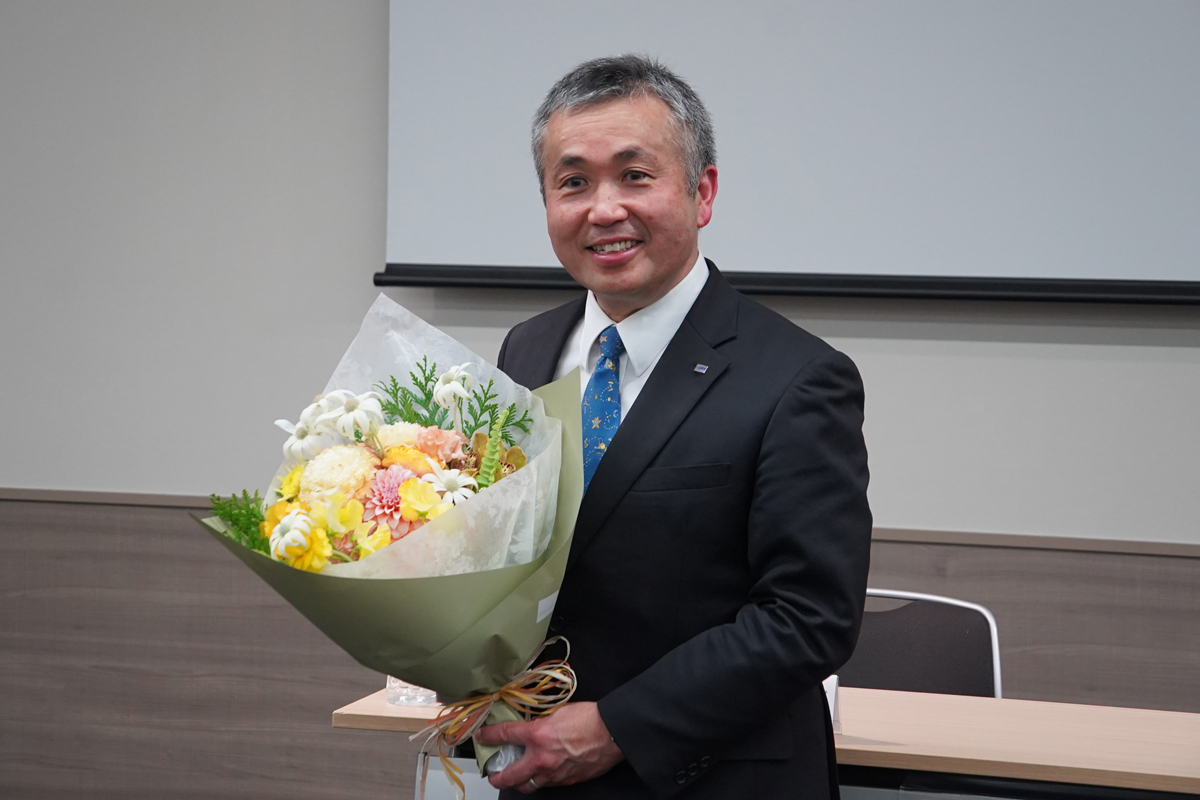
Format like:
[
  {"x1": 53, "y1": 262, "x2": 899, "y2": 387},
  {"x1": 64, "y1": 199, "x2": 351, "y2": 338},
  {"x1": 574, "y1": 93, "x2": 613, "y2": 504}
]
[{"x1": 363, "y1": 464, "x2": 417, "y2": 534}]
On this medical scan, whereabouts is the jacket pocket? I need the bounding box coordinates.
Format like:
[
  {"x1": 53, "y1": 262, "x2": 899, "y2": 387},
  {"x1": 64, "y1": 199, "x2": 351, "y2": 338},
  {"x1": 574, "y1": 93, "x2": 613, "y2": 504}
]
[{"x1": 630, "y1": 463, "x2": 731, "y2": 492}]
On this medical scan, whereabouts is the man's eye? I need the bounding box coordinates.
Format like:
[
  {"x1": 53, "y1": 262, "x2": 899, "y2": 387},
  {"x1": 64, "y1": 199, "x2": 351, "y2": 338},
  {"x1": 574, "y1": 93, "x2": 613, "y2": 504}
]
[
  {"x1": 563, "y1": 176, "x2": 586, "y2": 189},
  {"x1": 625, "y1": 170, "x2": 648, "y2": 181}
]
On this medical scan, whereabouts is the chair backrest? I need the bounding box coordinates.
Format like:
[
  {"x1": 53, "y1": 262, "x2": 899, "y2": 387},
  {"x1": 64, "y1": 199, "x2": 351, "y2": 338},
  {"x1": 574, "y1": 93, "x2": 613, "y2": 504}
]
[{"x1": 838, "y1": 589, "x2": 1002, "y2": 698}]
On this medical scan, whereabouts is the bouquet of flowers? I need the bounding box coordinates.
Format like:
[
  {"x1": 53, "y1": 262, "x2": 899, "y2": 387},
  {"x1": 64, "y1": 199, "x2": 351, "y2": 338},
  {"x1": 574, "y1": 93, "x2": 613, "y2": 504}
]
[
  {"x1": 199, "y1": 295, "x2": 583, "y2": 794},
  {"x1": 212, "y1": 354, "x2": 543, "y2": 578}
]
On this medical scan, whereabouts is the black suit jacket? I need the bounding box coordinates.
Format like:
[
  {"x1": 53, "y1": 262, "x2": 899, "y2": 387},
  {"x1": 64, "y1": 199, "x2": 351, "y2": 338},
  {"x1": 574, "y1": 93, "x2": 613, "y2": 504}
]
[{"x1": 496, "y1": 262, "x2": 872, "y2": 800}]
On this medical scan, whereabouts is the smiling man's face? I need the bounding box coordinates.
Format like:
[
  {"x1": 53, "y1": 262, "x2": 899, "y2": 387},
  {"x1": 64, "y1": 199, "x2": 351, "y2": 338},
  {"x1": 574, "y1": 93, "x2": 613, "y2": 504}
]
[{"x1": 540, "y1": 95, "x2": 717, "y2": 321}]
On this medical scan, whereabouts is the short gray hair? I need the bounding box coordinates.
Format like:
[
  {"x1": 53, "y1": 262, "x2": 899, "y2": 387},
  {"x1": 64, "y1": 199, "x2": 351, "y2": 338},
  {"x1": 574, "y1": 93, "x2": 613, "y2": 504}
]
[{"x1": 532, "y1": 54, "x2": 716, "y2": 196}]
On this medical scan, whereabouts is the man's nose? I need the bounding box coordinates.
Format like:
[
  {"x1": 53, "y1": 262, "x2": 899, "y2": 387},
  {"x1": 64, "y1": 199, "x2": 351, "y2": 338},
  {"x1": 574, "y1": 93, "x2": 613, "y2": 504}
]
[{"x1": 587, "y1": 183, "x2": 629, "y2": 227}]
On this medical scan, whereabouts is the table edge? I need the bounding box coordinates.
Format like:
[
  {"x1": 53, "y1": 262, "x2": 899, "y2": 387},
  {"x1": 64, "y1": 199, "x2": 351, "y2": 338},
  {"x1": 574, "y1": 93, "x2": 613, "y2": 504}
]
[{"x1": 836, "y1": 745, "x2": 1200, "y2": 795}]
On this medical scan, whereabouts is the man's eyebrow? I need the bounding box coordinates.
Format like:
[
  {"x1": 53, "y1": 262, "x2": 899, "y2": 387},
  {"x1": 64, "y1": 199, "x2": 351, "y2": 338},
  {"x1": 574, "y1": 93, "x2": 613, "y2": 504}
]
[
  {"x1": 555, "y1": 154, "x2": 586, "y2": 170},
  {"x1": 553, "y1": 147, "x2": 657, "y2": 172},
  {"x1": 614, "y1": 147, "x2": 650, "y2": 162}
]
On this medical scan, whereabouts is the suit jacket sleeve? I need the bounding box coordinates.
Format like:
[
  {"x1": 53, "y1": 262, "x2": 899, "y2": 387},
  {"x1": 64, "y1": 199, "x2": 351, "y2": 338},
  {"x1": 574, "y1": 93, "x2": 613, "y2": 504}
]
[
  {"x1": 496, "y1": 328, "x2": 513, "y2": 373},
  {"x1": 595, "y1": 348, "x2": 872, "y2": 796}
]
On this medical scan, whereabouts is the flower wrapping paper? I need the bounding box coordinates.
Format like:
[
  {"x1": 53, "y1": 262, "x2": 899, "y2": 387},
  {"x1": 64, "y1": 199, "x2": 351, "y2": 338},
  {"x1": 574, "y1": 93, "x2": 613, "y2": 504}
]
[
  {"x1": 317, "y1": 294, "x2": 560, "y2": 577},
  {"x1": 199, "y1": 294, "x2": 583, "y2": 702}
]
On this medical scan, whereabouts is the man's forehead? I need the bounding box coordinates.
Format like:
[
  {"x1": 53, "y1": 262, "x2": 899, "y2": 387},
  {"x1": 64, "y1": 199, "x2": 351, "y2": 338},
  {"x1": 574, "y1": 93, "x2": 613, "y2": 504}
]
[
  {"x1": 544, "y1": 96, "x2": 679, "y2": 168},
  {"x1": 548, "y1": 94, "x2": 671, "y2": 131}
]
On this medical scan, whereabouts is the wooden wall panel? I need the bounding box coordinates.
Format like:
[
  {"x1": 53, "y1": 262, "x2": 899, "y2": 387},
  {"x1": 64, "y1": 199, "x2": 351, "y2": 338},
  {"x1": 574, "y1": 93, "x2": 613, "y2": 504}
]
[
  {"x1": 3, "y1": 497, "x2": 1198, "y2": 798},
  {"x1": 867, "y1": 541, "x2": 1200, "y2": 713},
  {"x1": 0, "y1": 500, "x2": 421, "y2": 799}
]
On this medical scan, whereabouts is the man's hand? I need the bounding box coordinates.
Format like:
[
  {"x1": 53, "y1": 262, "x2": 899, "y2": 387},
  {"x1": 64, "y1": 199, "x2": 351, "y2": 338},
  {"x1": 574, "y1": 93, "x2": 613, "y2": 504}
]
[{"x1": 475, "y1": 701, "x2": 624, "y2": 794}]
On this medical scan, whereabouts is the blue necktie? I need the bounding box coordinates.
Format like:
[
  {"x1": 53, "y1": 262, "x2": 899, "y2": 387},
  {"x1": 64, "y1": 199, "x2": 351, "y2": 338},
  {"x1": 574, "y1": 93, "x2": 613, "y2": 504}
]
[{"x1": 582, "y1": 325, "x2": 624, "y2": 492}]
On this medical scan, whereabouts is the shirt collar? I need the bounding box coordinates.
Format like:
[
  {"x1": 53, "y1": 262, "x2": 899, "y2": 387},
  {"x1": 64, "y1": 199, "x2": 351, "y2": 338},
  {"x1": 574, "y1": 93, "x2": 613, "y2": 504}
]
[{"x1": 578, "y1": 251, "x2": 709, "y2": 377}]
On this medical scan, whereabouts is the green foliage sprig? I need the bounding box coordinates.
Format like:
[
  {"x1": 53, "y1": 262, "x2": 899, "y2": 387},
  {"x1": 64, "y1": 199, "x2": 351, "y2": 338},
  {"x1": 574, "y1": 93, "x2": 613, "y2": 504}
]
[
  {"x1": 462, "y1": 379, "x2": 533, "y2": 445},
  {"x1": 375, "y1": 357, "x2": 449, "y2": 429},
  {"x1": 463, "y1": 379, "x2": 500, "y2": 439},
  {"x1": 497, "y1": 402, "x2": 532, "y2": 447},
  {"x1": 374, "y1": 360, "x2": 532, "y2": 446},
  {"x1": 209, "y1": 491, "x2": 268, "y2": 554}
]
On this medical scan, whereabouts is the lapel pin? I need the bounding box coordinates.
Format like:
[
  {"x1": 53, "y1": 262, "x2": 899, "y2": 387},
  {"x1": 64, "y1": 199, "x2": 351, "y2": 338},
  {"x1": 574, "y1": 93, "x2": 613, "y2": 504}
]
[{"x1": 694, "y1": 364, "x2": 709, "y2": 374}]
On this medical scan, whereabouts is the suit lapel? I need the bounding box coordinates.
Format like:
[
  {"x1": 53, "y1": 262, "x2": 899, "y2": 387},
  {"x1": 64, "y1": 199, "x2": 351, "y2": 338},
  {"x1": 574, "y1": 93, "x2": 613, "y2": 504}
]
[
  {"x1": 567, "y1": 264, "x2": 740, "y2": 569},
  {"x1": 502, "y1": 298, "x2": 584, "y2": 389}
]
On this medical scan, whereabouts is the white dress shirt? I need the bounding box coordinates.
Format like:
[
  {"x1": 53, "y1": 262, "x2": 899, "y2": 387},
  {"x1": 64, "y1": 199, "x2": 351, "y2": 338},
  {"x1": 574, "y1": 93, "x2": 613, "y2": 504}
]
[{"x1": 554, "y1": 252, "x2": 709, "y2": 422}]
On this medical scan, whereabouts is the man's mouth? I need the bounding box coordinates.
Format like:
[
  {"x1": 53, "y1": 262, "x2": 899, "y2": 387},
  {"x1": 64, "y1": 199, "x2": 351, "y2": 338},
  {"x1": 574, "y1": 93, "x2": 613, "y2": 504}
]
[{"x1": 588, "y1": 240, "x2": 639, "y2": 254}]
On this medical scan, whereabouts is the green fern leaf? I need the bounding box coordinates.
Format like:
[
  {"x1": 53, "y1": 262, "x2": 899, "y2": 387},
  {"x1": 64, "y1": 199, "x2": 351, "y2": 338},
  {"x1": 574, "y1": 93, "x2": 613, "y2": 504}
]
[{"x1": 209, "y1": 491, "x2": 269, "y2": 554}]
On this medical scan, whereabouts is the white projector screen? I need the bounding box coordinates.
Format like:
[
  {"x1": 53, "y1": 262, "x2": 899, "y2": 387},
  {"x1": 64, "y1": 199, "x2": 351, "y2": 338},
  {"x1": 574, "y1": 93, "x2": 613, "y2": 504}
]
[{"x1": 386, "y1": 0, "x2": 1199, "y2": 292}]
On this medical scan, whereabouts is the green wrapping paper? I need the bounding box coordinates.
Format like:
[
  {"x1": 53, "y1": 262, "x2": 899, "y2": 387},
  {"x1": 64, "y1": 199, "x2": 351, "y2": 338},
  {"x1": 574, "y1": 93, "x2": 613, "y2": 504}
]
[{"x1": 199, "y1": 370, "x2": 582, "y2": 713}]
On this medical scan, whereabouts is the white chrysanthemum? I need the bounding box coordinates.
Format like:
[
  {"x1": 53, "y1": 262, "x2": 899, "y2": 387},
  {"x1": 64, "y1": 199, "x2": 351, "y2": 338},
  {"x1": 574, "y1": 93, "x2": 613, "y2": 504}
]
[
  {"x1": 376, "y1": 421, "x2": 422, "y2": 450},
  {"x1": 299, "y1": 444, "x2": 381, "y2": 507},
  {"x1": 420, "y1": 457, "x2": 477, "y2": 505},
  {"x1": 269, "y1": 508, "x2": 312, "y2": 561}
]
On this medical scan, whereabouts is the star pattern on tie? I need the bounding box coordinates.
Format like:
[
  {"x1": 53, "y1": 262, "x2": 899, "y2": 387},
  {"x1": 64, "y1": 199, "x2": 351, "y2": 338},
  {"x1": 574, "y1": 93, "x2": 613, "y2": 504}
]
[{"x1": 582, "y1": 324, "x2": 624, "y2": 492}]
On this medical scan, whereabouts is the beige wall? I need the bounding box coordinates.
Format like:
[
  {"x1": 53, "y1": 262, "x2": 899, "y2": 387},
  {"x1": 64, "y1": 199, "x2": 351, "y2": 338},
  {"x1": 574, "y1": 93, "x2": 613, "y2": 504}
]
[
  {"x1": 2, "y1": 1, "x2": 1198, "y2": 545},
  {"x1": 0, "y1": 0, "x2": 390, "y2": 496}
]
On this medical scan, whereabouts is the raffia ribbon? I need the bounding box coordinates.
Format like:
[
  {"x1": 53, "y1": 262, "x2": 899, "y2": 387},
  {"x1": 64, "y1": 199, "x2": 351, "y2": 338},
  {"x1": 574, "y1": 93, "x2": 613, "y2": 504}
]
[{"x1": 410, "y1": 637, "x2": 577, "y2": 800}]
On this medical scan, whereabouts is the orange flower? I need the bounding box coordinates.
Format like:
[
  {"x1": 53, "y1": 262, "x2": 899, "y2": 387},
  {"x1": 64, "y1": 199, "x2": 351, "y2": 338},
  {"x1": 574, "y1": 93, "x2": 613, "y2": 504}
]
[{"x1": 382, "y1": 446, "x2": 438, "y2": 476}]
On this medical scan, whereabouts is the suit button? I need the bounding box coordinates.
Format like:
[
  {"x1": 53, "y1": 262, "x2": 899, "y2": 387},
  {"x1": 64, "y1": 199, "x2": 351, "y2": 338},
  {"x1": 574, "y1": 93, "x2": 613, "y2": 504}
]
[
  {"x1": 688, "y1": 763, "x2": 698, "y2": 776},
  {"x1": 549, "y1": 615, "x2": 566, "y2": 633},
  {"x1": 700, "y1": 756, "x2": 712, "y2": 769},
  {"x1": 675, "y1": 771, "x2": 687, "y2": 785}
]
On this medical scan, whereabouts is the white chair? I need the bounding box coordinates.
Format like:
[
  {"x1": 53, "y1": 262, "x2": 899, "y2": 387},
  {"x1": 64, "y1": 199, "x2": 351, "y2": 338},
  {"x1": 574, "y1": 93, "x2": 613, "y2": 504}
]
[{"x1": 838, "y1": 588, "x2": 1002, "y2": 698}]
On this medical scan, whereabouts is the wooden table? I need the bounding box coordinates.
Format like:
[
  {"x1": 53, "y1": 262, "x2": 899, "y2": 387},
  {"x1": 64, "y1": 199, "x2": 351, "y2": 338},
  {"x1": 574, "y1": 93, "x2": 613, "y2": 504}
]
[
  {"x1": 834, "y1": 688, "x2": 1200, "y2": 795},
  {"x1": 334, "y1": 687, "x2": 1200, "y2": 795}
]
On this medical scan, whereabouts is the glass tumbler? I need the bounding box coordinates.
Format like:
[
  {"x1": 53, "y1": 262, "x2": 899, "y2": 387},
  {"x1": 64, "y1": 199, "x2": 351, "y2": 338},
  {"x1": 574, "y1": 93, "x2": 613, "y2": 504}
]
[{"x1": 385, "y1": 675, "x2": 438, "y2": 706}]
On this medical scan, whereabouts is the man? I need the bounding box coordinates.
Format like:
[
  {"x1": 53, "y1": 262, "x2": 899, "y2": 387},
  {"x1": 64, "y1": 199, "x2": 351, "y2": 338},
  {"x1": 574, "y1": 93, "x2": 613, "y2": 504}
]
[{"x1": 475, "y1": 55, "x2": 872, "y2": 799}]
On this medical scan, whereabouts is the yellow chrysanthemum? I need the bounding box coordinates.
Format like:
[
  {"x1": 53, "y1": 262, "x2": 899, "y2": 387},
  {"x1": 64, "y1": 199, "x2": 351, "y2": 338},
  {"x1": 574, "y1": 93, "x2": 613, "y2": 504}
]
[
  {"x1": 268, "y1": 507, "x2": 332, "y2": 573},
  {"x1": 260, "y1": 499, "x2": 300, "y2": 540},
  {"x1": 278, "y1": 464, "x2": 304, "y2": 502},
  {"x1": 382, "y1": 446, "x2": 439, "y2": 475},
  {"x1": 299, "y1": 445, "x2": 380, "y2": 507},
  {"x1": 289, "y1": 527, "x2": 333, "y2": 573},
  {"x1": 398, "y1": 478, "x2": 451, "y2": 521}
]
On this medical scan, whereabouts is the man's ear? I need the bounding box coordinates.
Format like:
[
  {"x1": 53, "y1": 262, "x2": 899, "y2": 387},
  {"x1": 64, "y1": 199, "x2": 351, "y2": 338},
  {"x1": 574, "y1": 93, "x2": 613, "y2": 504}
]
[{"x1": 695, "y1": 165, "x2": 718, "y2": 229}]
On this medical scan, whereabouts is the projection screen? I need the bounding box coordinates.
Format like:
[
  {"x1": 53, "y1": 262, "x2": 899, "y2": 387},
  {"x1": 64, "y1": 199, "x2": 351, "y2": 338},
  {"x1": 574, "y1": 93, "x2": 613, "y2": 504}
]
[{"x1": 382, "y1": 0, "x2": 1200, "y2": 301}]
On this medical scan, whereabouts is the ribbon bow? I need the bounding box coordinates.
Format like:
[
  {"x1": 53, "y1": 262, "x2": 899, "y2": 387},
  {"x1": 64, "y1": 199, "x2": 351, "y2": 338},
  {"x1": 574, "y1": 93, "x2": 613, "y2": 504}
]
[{"x1": 411, "y1": 637, "x2": 577, "y2": 799}]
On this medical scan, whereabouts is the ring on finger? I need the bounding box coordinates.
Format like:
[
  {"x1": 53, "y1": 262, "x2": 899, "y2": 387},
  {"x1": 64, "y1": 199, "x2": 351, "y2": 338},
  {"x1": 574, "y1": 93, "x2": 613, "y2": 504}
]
[{"x1": 528, "y1": 777, "x2": 540, "y2": 790}]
